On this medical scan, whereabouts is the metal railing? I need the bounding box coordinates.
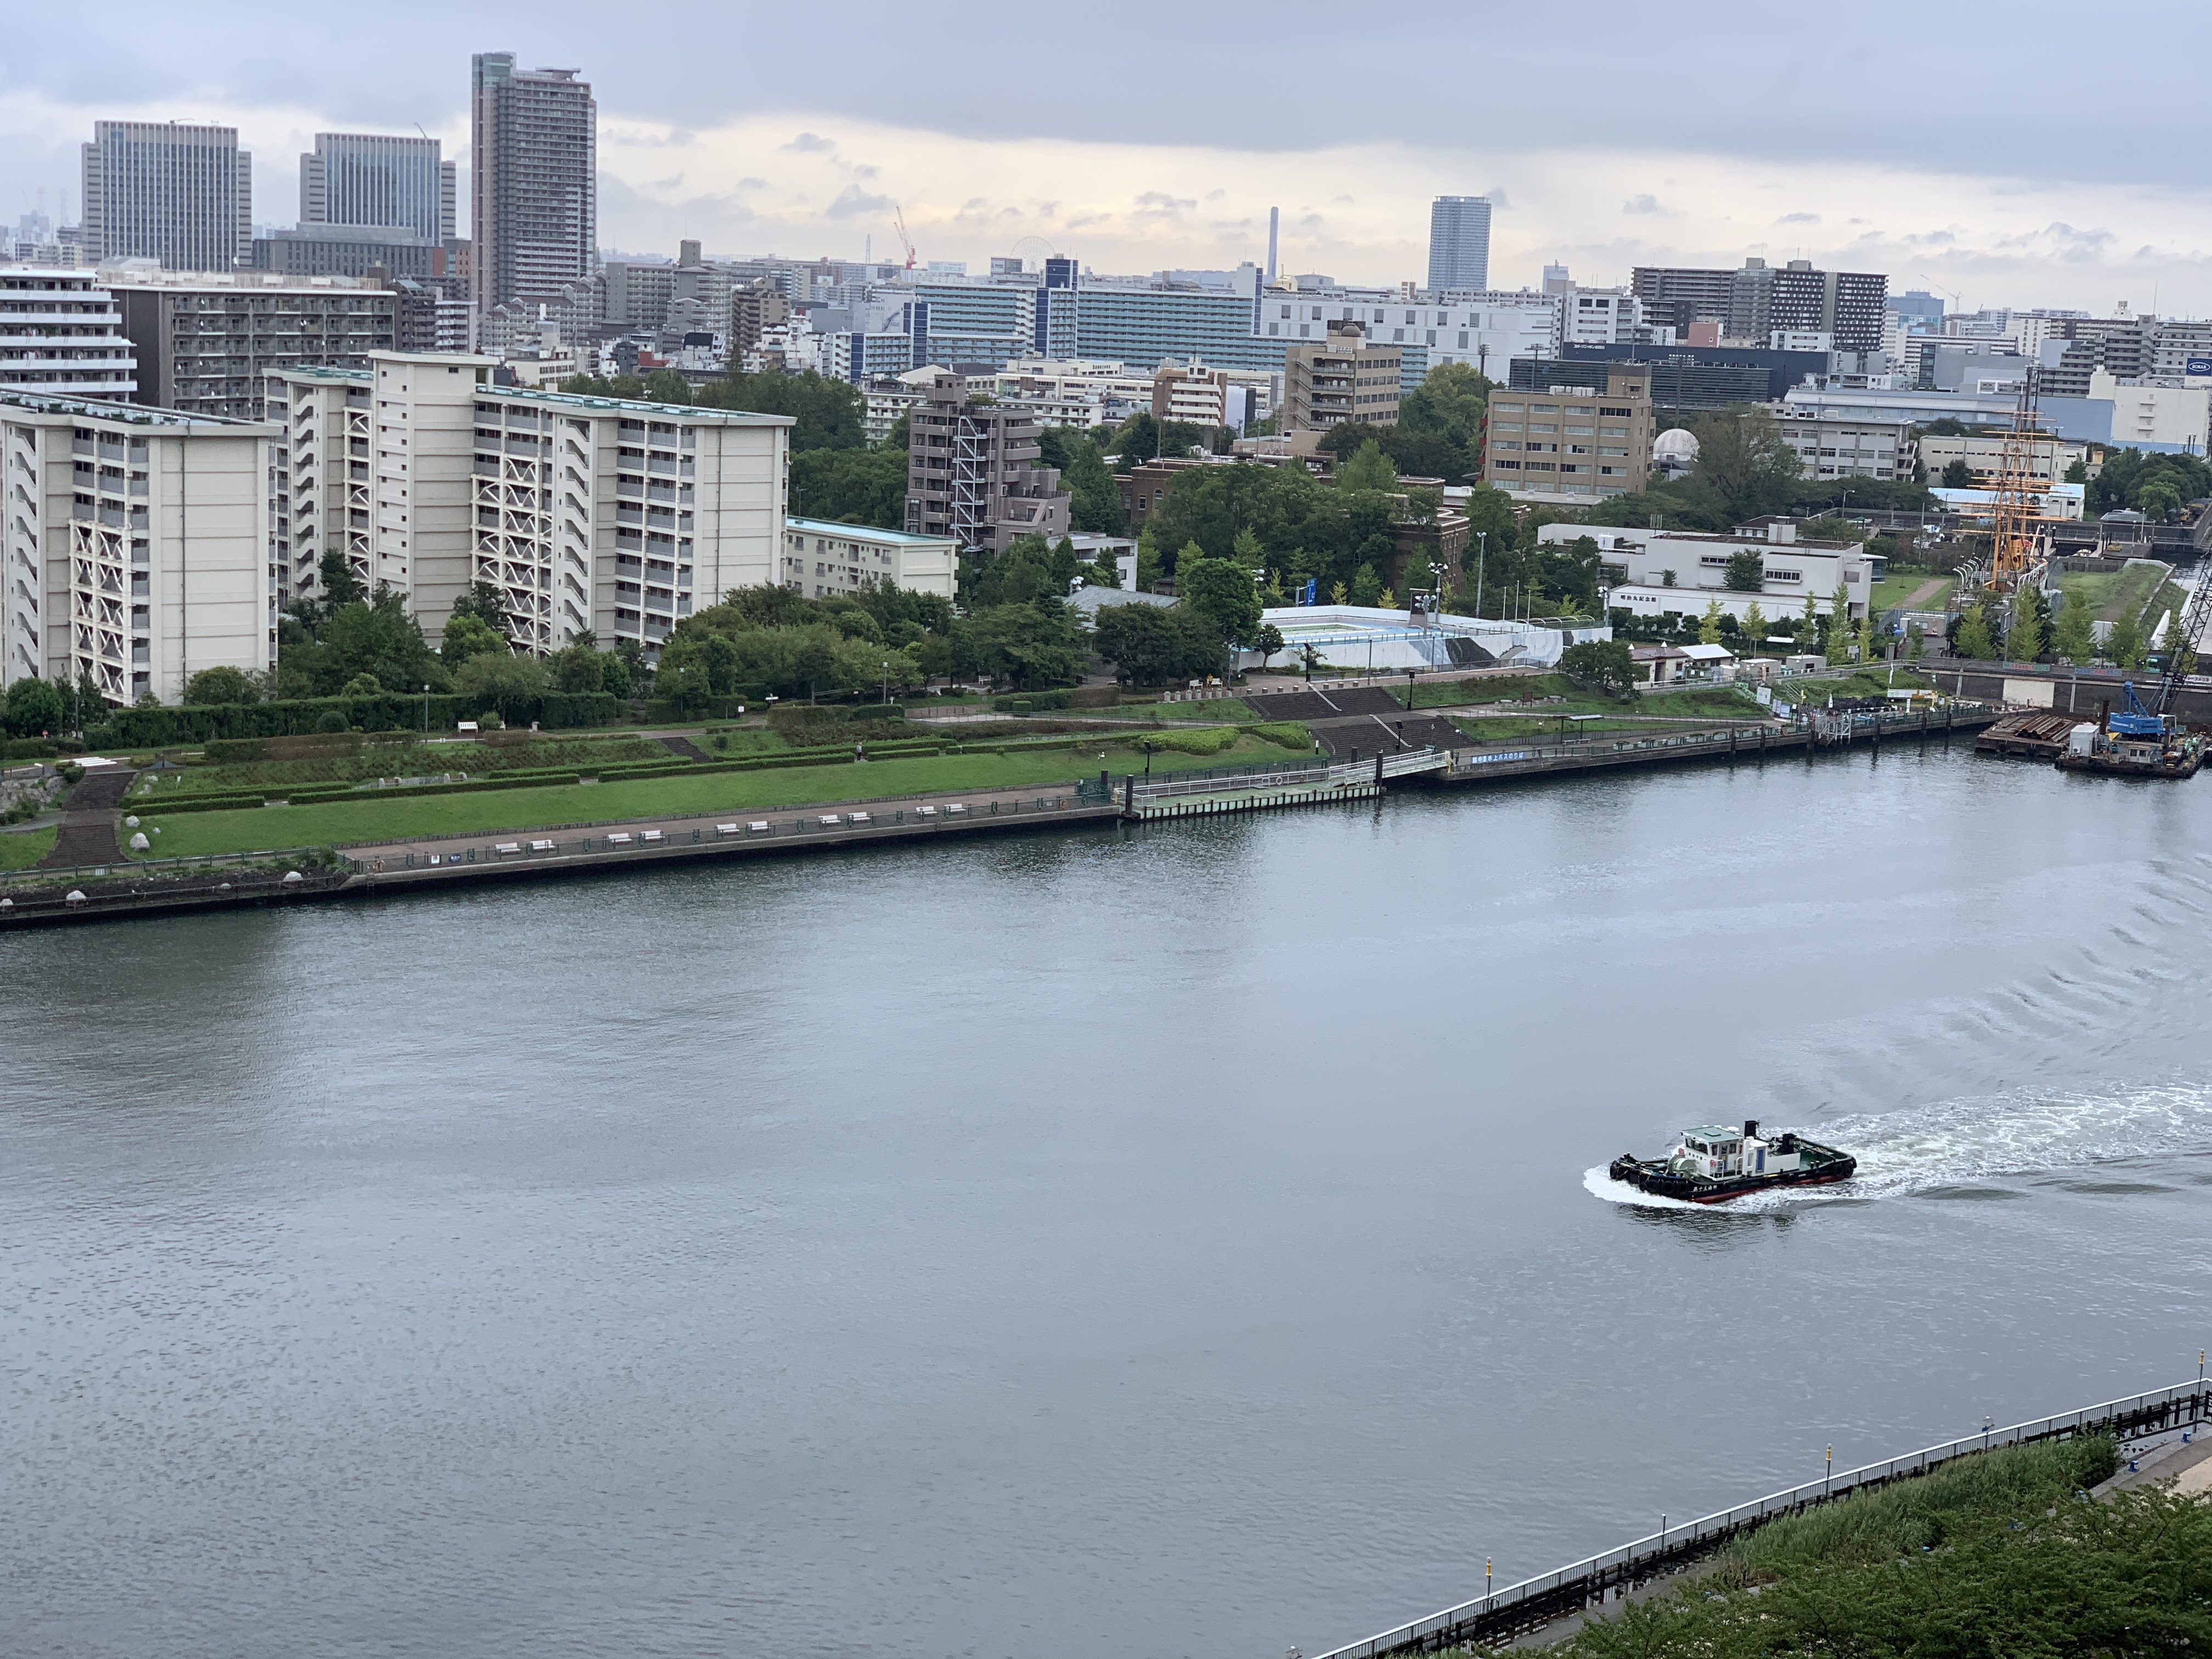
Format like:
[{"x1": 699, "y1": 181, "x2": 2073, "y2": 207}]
[{"x1": 1305, "y1": 1378, "x2": 2210, "y2": 1659}]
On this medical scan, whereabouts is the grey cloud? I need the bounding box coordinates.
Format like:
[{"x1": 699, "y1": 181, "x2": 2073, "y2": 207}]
[
  {"x1": 1486, "y1": 190, "x2": 1511, "y2": 210},
  {"x1": 781, "y1": 131, "x2": 836, "y2": 153},
  {"x1": 1623, "y1": 194, "x2": 1661, "y2": 215},
  {"x1": 825, "y1": 184, "x2": 893, "y2": 219},
  {"x1": 1135, "y1": 191, "x2": 1197, "y2": 214},
  {"x1": 1777, "y1": 212, "x2": 1820, "y2": 224}
]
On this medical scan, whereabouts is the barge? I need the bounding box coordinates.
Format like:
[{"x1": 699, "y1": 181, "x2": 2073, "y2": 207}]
[
  {"x1": 2053, "y1": 685, "x2": 2204, "y2": 779},
  {"x1": 1609, "y1": 1119, "x2": 1857, "y2": 1204}
]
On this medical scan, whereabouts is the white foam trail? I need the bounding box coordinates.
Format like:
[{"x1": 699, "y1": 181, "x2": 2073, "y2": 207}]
[
  {"x1": 1582, "y1": 1164, "x2": 1703, "y2": 1211},
  {"x1": 1586, "y1": 1084, "x2": 2212, "y2": 1212}
]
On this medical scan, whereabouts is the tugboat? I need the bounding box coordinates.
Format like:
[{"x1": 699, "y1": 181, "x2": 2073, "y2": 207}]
[{"x1": 1609, "y1": 1120, "x2": 1857, "y2": 1204}]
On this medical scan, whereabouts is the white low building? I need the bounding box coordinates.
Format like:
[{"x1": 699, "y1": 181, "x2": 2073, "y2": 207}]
[
  {"x1": 1768, "y1": 405, "x2": 1916, "y2": 482},
  {"x1": 1542, "y1": 521, "x2": 1878, "y2": 619},
  {"x1": 1259, "y1": 603, "x2": 1608, "y2": 672},
  {"x1": 780, "y1": 517, "x2": 956, "y2": 602},
  {"x1": 2, "y1": 391, "x2": 273, "y2": 705}
]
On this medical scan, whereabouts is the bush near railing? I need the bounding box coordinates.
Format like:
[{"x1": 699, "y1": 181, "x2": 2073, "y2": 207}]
[{"x1": 89, "y1": 690, "x2": 625, "y2": 747}]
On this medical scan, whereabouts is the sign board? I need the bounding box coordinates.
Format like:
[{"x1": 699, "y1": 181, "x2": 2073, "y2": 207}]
[
  {"x1": 1303, "y1": 578, "x2": 1318, "y2": 606},
  {"x1": 2003, "y1": 676, "x2": 2056, "y2": 708},
  {"x1": 1755, "y1": 685, "x2": 1773, "y2": 707},
  {"x1": 2188, "y1": 357, "x2": 2212, "y2": 377}
]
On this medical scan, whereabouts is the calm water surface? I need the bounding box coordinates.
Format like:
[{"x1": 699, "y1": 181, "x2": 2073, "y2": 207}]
[{"x1": 5, "y1": 744, "x2": 2211, "y2": 1658}]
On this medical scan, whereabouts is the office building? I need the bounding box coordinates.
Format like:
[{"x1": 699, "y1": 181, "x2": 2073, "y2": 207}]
[
  {"x1": 904, "y1": 373, "x2": 1070, "y2": 553},
  {"x1": 781, "y1": 518, "x2": 956, "y2": 602},
  {"x1": 1917, "y1": 430, "x2": 2085, "y2": 489},
  {"x1": 1284, "y1": 320, "x2": 1403, "y2": 433},
  {"x1": 108, "y1": 271, "x2": 399, "y2": 419},
  {"x1": 1768, "y1": 407, "x2": 1916, "y2": 482},
  {"x1": 1260, "y1": 286, "x2": 1556, "y2": 382},
  {"x1": 300, "y1": 133, "x2": 455, "y2": 244},
  {"x1": 1, "y1": 391, "x2": 274, "y2": 704},
  {"x1": 2034, "y1": 316, "x2": 2155, "y2": 398},
  {"x1": 1426, "y1": 196, "x2": 1493, "y2": 294},
  {"x1": 80, "y1": 120, "x2": 252, "y2": 270},
  {"x1": 264, "y1": 352, "x2": 791, "y2": 652},
  {"x1": 1482, "y1": 367, "x2": 1654, "y2": 504},
  {"x1": 1633, "y1": 259, "x2": 1887, "y2": 354},
  {"x1": 470, "y1": 53, "x2": 597, "y2": 314},
  {"x1": 0, "y1": 268, "x2": 137, "y2": 398},
  {"x1": 1509, "y1": 342, "x2": 1827, "y2": 409},
  {"x1": 251, "y1": 223, "x2": 439, "y2": 280},
  {"x1": 1072, "y1": 267, "x2": 1277, "y2": 371}
]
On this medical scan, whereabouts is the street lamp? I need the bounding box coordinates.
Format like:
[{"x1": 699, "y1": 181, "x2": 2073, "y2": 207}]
[
  {"x1": 421, "y1": 682, "x2": 430, "y2": 734},
  {"x1": 1474, "y1": 531, "x2": 1488, "y2": 619}
]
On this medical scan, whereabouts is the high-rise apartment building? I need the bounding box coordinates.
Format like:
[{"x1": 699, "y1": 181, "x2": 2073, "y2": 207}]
[
  {"x1": 1482, "y1": 367, "x2": 1654, "y2": 505},
  {"x1": 1, "y1": 391, "x2": 273, "y2": 704},
  {"x1": 264, "y1": 353, "x2": 791, "y2": 652},
  {"x1": 470, "y1": 53, "x2": 597, "y2": 315},
  {"x1": 80, "y1": 120, "x2": 252, "y2": 270},
  {"x1": 106, "y1": 272, "x2": 399, "y2": 419},
  {"x1": 1283, "y1": 320, "x2": 1403, "y2": 433},
  {"x1": 300, "y1": 133, "x2": 455, "y2": 244},
  {"x1": 903, "y1": 374, "x2": 1070, "y2": 554},
  {"x1": 1427, "y1": 197, "x2": 1493, "y2": 295},
  {"x1": 0, "y1": 269, "x2": 137, "y2": 398}
]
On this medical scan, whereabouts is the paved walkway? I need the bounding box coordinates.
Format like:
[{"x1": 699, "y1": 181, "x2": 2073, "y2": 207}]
[{"x1": 38, "y1": 767, "x2": 134, "y2": 867}]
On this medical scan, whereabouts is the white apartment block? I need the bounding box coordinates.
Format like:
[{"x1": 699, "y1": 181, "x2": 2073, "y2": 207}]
[
  {"x1": 2088, "y1": 368, "x2": 2209, "y2": 450},
  {"x1": 781, "y1": 517, "x2": 956, "y2": 602},
  {"x1": 2, "y1": 392, "x2": 273, "y2": 705},
  {"x1": 1768, "y1": 407, "x2": 1916, "y2": 482},
  {"x1": 1562, "y1": 287, "x2": 1643, "y2": 346},
  {"x1": 1541, "y1": 521, "x2": 1877, "y2": 620},
  {"x1": 0, "y1": 268, "x2": 137, "y2": 398},
  {"x1": 1916, "y1": 430, "x2": 2087, "y2": 488},
  {"x1": 1261, "y1": 290, "x2": 1560, "y2": 376},
  {"x1": 266, "y1": 352, "x2": 792, "y2": 654}
]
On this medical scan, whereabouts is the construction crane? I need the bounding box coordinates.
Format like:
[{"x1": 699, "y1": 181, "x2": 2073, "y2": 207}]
[
  {"x1": 1984, "y1": 380, "x2": 2053, "y2": 591},
  {"x1": 891, "y1": 205, "x2": 917, "y2": 271},
  {"x1": 2152, "y1": 555, "x2": 2212, "y2": 714}
]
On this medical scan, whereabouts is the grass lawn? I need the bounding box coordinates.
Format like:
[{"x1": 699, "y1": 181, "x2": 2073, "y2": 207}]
[
  {"x1": 131, "y1": 735, "x2": 1309, "y2": 857},
  {"x1": 0, "y1": 827, "x2": 57, "y2": 871},
  {"x1": 2062, "y1": 561, "x2": 2170, "y2": 624},
  {"x1": 1871, "y1": 572, "x2": 1954, "y2": 611},
  {"x1": 1119, "y1": 698, "x2": 1253, "y2": 722}
]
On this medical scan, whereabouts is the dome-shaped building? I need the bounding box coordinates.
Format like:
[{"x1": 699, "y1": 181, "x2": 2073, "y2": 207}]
[{"x1": 1651, "y1": 428, "x2": 1700, "y2": 478}]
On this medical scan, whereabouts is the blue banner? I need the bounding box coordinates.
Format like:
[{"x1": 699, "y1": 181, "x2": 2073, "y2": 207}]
[{"x1": 1303, "y1": 578, "x2": 1318, "y2": 606}]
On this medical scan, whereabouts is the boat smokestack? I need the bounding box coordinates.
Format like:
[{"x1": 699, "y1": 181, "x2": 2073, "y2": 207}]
[{"x1": 1743, "y1": 1119, "x2": 1759, "y2": 1140}]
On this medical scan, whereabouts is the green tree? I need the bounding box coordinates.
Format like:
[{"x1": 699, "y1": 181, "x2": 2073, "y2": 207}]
[
  {"x1": 1797, "y1": 592, "x2": 1820, "y2": 650},
  {"x1": 453, "y1": 650, "x2": 551, "y2": 723},
  {"x1": 340, "y1": 673, "x2": 383, "y2": 697},
  {"x1": 3, "y1": 675, "x2": 63, "y2": 736},
  {"x1": 2010, "y1": 589, "x2": 2045, "y2": 661},
  {"x1": 683, "y1": 368, "x2": 865, "y2": 452},
  {"x1": 2064, "y1": 457, "x2": 2089, "y2": 484},
  {"x1": 1955, "y1": 602, "x2": 1996, "y2": 660},
  {"x1": 1251, "y1": 622, "x2": 1284, "y2": 668},
  {"x1": 1559, "y1": 639, "x2": 1634, "y2": 696},
  {"x1": 1742, "y1": 601, "x2": 1768, "y2": 645},
  {"x1": 1350, "y1": 562, "x2": 1384, "y2": 606},
  {"x1": 2138, "y1": 477, "x2": 2183, "y2": 520},
  {"x1": 788, "y1": 445, "x2": 906, "y2": 529},
  {"x1": 2052, "y1": 589, "x2": 2096, "y2": 661},
  {"x1": 1178, "y1": 556, "x2": 1265, "y2": 647},
  {"x1": 1724, "y1": 549, "x2": 1766, "y2": 591},
  {"x1": 1336, "y1": 438, "x2": 1399, "y2": 495},
  {"x1": 1037, "y1": 427, "x2": 1126, "y2": 533},
  {"x1": 184, "y1": 665, "x2": 259, "y2": 706},
  {"x1": 2160, "y1": 610, "x2": 2197, "y2": 675},
  {"x1": 2109, "y1": 608, "x2": 2147, "y2": 669},
  {"x1": 1941, "y1": 459, "x2": 1974, "y2": 489},
  {"x1": 1082, "y1": 548, "x2": 1124, "y2": 589},
  {"x1": 1092, "y1": 602, "x2": 1224, "y2": 686},
  {"x1": 1135, "y1": 524, "x2": 1163, "y2": 591},
  {"x1": 1825, "y1": 584, "x2": 1853, "y2": 663},
  {"x1": 448, "y1": 580, "x2": 510, "y2": 631},
  {"x1": 1699, "y1": 599, "x2": 1723, "y2": 645},
  {"x1": 961, "y1": 600, "x2": 1086, "y2": 689},
  {"x1": 1684, "y1": 405, "x2": 1801, "y2": 524},
  {"x1": 550, "y1": 644, "x2": 608, "y2": 693},
  {"x1": 441, "y1": 611, "x2": 508, "y2": 666},
  {"x1": 318, "y1": 549, "x2": 364, "y2": 612}
]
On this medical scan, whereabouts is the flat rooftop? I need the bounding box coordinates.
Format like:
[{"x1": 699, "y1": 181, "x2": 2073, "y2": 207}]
[
  {"x1": 0, "y1": 390, "x2": 268, "y2": 430},
  {"x1": 786, "y1": 517, "x2": 951, "y2": 544}
]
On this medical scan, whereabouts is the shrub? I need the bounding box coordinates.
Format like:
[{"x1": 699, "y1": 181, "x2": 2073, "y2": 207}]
[
  {"x1": 995, "y1": 689, "x2": 1075, "y2": 713},
  {"x1": 202, "y1": 738, "x2": 269, "y2": 765},
  {"x1": 1245, "y1": 721, "x2": 1311, "y2": 749},
  {"x1": 1137, "y1": 725, "x2": 1242, "y2": 756},
  {"x1": 313, "y1": 710, "x2": 351, "y2": 734}
]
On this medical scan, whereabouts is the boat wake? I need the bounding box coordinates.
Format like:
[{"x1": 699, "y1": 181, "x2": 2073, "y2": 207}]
[{"x1": 1587, "y1": 1083, "x2": 2212, "y2": 1211}]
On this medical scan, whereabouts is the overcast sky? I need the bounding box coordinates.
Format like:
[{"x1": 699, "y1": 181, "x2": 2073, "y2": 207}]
[{"x1": 8, "y1": 1, "x2": 2208, "y2": 314}]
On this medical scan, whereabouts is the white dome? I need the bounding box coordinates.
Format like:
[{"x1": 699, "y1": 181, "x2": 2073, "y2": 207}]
[{"x1": 1652, "y1": 428, "x2": 1700, "y2": 462}]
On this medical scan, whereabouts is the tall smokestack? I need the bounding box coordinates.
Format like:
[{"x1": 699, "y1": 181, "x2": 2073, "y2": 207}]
[{"x1": 1267, "y1": 206, "x2": 1279, "y2": 282}]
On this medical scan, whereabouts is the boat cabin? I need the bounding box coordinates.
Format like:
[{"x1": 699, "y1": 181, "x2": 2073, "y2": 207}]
[{"x1": 1670, "y1": 1119, "x2": 1803, "y2": 1180}]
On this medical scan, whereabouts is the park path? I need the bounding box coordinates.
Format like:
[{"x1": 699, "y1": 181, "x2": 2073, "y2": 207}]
[
  {"x1": 37, "y1": 766, "x2": 134, "y2": 867},
  {"x1": 1901, "y1": 578, "x2": 1950, "y2": 610}
]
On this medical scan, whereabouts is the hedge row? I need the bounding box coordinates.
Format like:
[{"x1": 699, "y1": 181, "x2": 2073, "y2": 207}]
[{"x1": 90, "y1": 690, "x2": 627, "y2": 747}]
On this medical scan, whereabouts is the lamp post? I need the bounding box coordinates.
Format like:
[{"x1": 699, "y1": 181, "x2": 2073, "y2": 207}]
[
  {"x1": 1474, "y1": 531, "x2": 1488, "y2": 619},
  {"x1": 421, "y1": 682, "x2": 430, "y2": 735}
]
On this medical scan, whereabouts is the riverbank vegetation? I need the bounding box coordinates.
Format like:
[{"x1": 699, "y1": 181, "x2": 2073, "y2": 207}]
[
  {"x1": 0, "y1": 827, "x2": 57, "y2": 870},
  {"x1": 1458, "y1": 1436, "x2": 2180, "y2": 1659}
]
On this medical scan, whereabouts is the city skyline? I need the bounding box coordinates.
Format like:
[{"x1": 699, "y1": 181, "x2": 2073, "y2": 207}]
[{"x1": 3, "y1": 4, "x2": 2210, "y2": 313}]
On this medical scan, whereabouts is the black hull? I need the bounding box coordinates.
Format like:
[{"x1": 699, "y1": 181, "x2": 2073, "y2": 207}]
[{"x1": 1607, "y1": 1155, "x2": 1858, "y2": 1204}]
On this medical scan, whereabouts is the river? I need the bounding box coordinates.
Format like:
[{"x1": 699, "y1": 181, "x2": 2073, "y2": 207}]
[{"x1": 5, "y1": 742, "x2": 2210, "y2": 1658}]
